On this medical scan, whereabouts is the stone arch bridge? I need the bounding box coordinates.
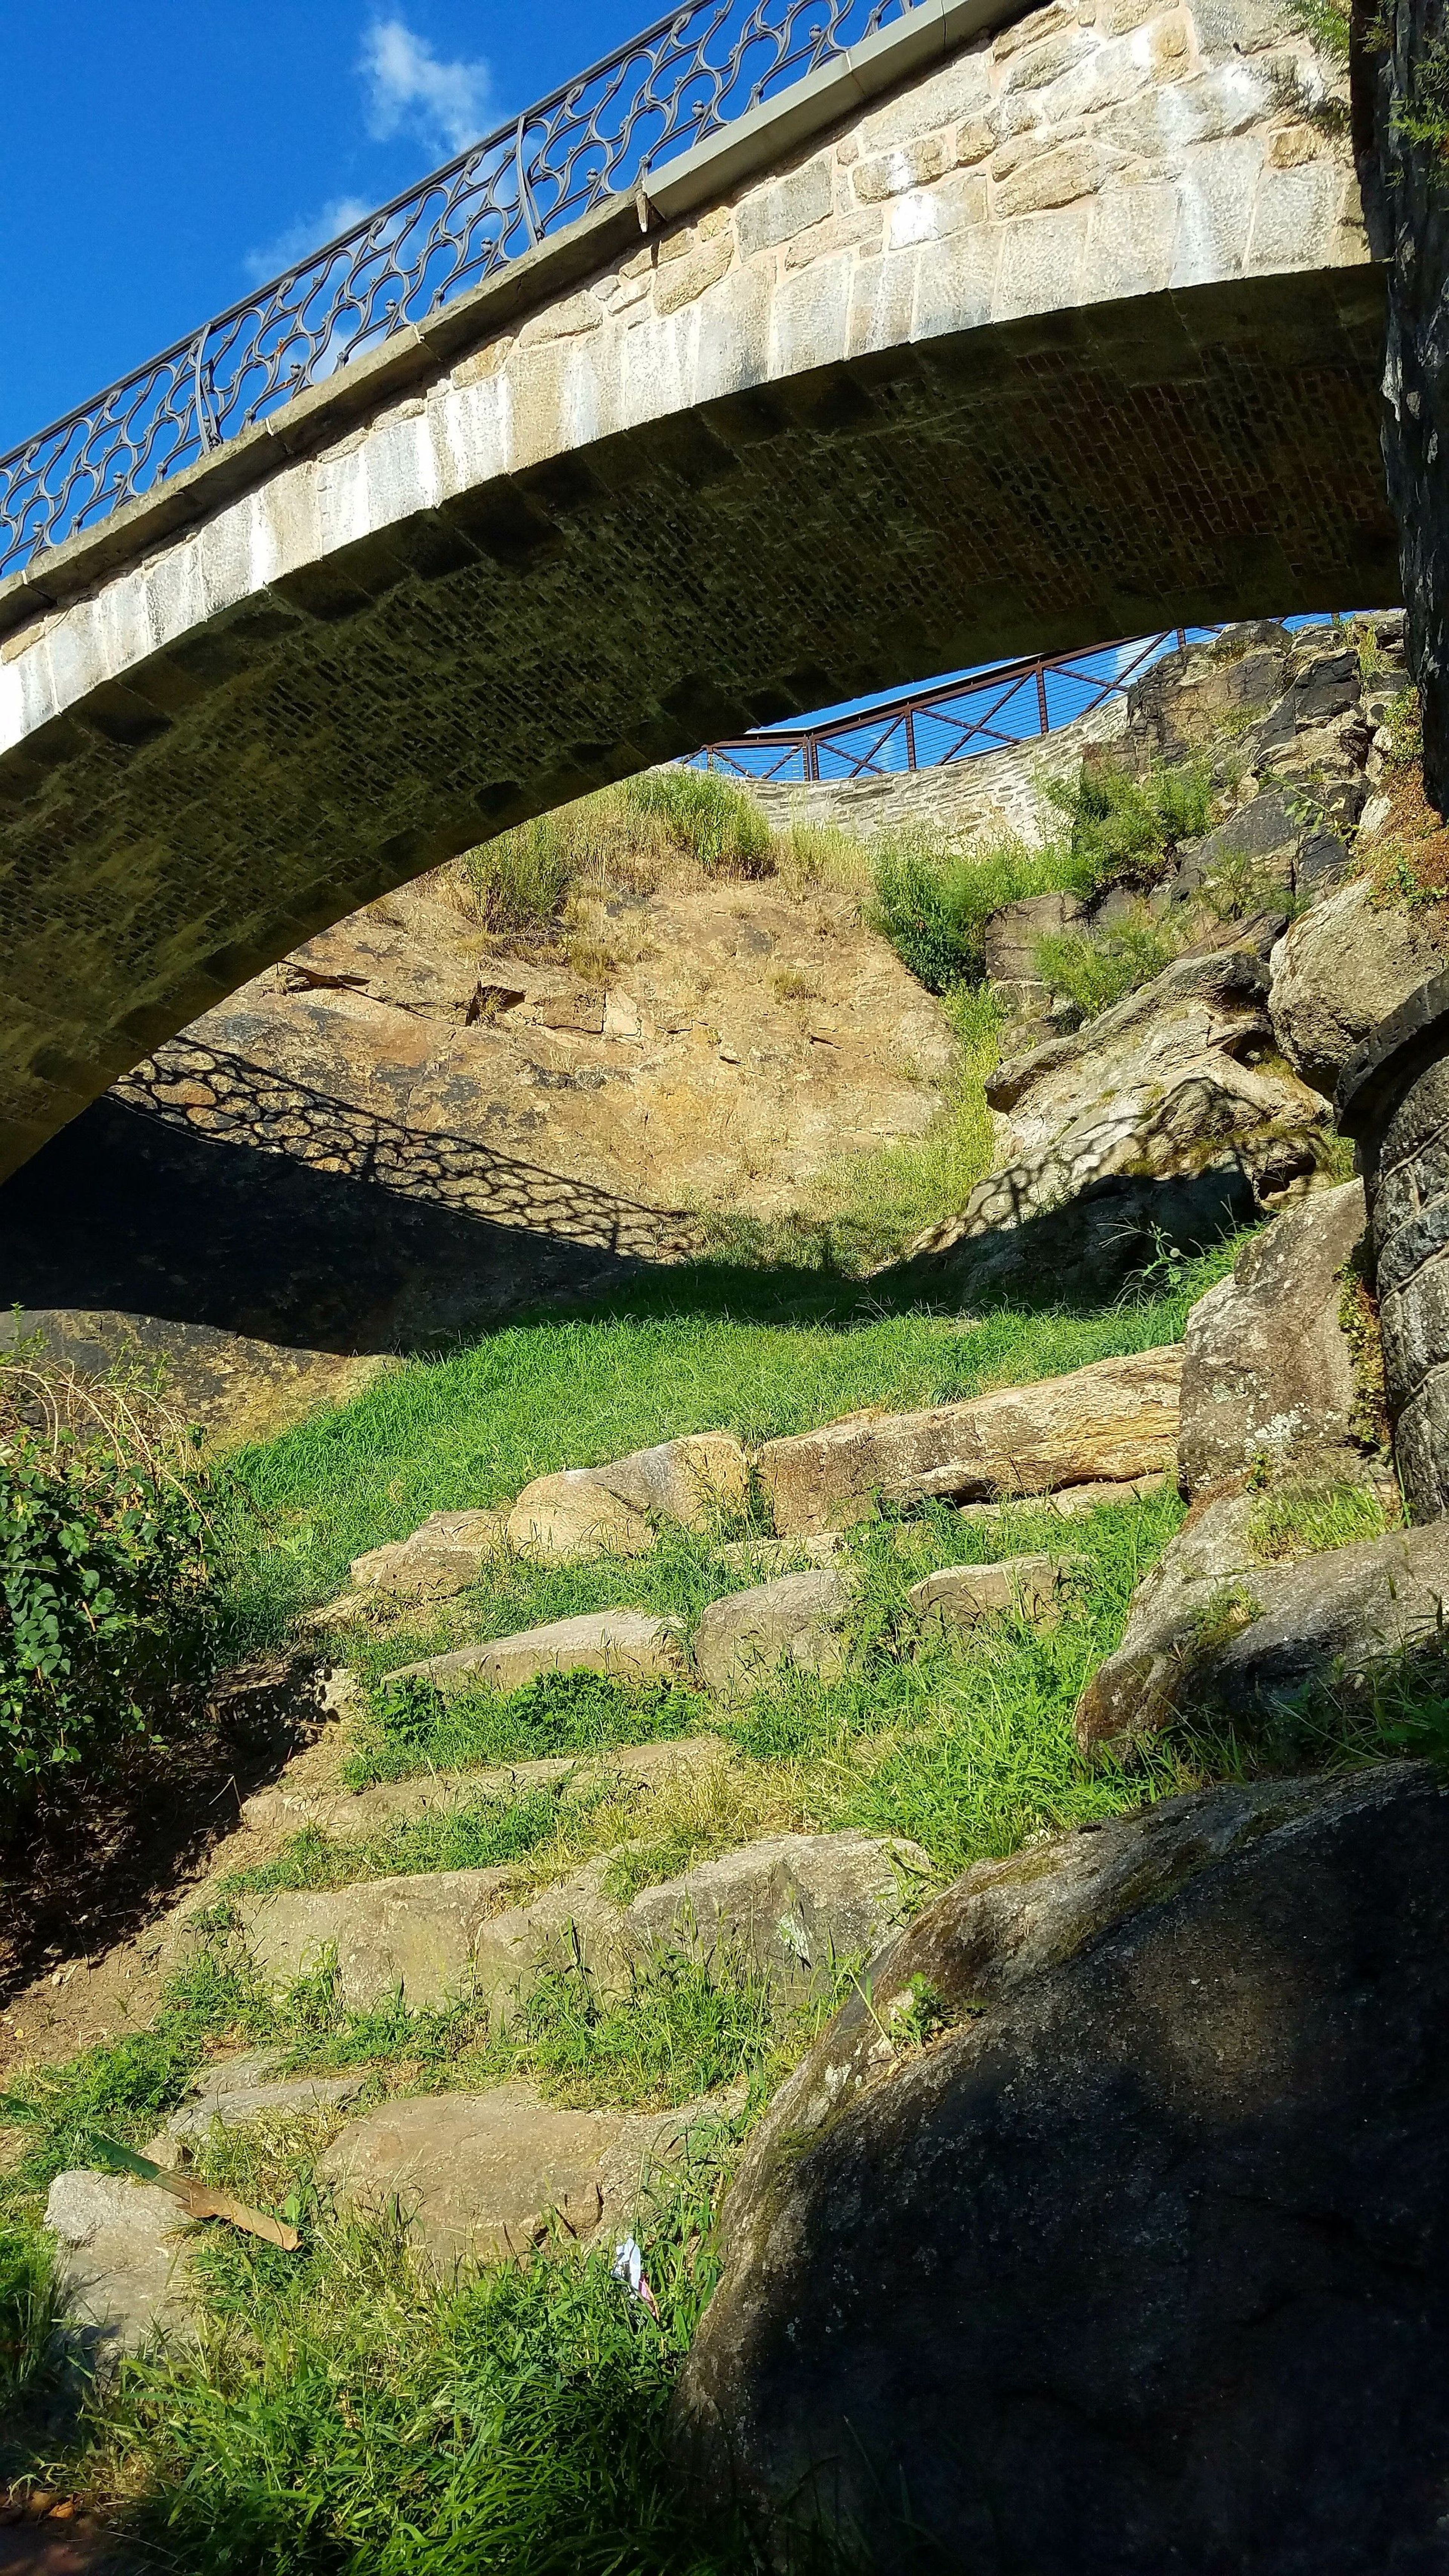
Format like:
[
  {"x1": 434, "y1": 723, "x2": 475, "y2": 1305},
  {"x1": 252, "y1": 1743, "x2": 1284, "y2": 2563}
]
[{"x1": 0, "y1": 0, "x2": 1390, "y2": 1180}]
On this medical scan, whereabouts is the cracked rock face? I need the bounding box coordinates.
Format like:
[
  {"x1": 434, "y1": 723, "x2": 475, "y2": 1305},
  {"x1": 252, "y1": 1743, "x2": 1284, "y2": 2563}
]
[
  {"x1": 673, "y1": 1763, "x2": 1449, "y2": 2576},
  {"x1": 1176, "y1": 1180, "x2": 1378, "y2": 1495}
]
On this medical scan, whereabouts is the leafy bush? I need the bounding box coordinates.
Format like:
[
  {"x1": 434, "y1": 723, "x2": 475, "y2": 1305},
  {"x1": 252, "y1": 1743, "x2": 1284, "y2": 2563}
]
[
  {"x1": 0, "y1": 1366, "x2": 212, "y2": 1814},
  {"x1": 870, "y1": 830, "x2": 1063, "y2": 991},
  {"x1": 1046, "y1": 753, "x2": 1213, "y2": 894},
  {"x1": 629, "y1": 769, "x2": 775, "y2": 877},
  {"x1": 1033, "y1": 914, "x2": 1178, "y2": 1019}
]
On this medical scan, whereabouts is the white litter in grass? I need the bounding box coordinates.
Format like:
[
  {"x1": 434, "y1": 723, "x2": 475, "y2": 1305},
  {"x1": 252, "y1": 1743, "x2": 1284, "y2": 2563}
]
[{"x1": 613, "y1": 2235, "x2": 661, "y2": 2321}]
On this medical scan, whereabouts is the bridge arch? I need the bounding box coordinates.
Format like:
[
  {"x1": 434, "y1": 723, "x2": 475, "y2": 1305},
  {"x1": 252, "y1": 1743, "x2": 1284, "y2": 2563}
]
[{"x1": 0, "y1": 0, "x2": 1391, "y2": 1179}]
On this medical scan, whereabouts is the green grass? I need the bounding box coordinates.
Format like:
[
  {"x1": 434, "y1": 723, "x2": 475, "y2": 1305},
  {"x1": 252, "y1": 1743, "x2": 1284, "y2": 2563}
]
[
  {"x1": 216, "y1": 1258, "x2": 1221, "y2": 1644},
  {"x1": 351, "y1": 1668, "x2": 705, "y2": 1788},
  {"x1": 0, "y1": 1232, "x2": 1268, "y2": 2554},
  {"x1": 1247, "y1": 1479, "x2": 1397, "y2": 1563},
  {"x1": 88, "y1": 2166, "x2": 741, "y2": 2576}
]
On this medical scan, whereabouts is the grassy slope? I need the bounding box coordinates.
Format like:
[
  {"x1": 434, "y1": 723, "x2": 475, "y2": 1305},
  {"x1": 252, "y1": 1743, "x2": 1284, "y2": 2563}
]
[{"x1": 2, "y1": 1236, "x2": 1233, "y2": 2565}]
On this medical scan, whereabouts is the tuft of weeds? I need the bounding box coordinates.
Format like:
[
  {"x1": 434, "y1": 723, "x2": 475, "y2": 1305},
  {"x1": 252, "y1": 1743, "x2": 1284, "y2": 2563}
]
[
  {"x1": 1032, "y1": 911, "x2": 1180, "y2": 1020},
  {"x1": 628, "y1": 769, "x2": 775, "y2": 878},
  {"x1": 349, "y1": 1667, "x2": 705, "y2": 1788},
  {"x1": 84, "y1": 2161, "x2": 747, "y2": 2576},
  {"x1": 1247, "y1": 1480, "x2": 1398, "y2": 1564}
]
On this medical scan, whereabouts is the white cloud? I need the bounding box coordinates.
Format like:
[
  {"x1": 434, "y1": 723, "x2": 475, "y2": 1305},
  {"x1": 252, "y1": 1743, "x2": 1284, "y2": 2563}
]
[
  {"x1": 243, "y1": 196, "x2": 372, "y2": 289},
  {"x1": 359, "y1": 17, "x2": 493, "y2": 158}
]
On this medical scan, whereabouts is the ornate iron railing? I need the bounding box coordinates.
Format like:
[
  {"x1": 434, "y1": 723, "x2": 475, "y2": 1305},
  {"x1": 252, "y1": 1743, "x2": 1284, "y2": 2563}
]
[
  {"x1": 695, "y1": 630, "x2": 1218, "y2": 782},
  {"x1": 0, "y1": 0, "x2": 915, "y2": 583}
]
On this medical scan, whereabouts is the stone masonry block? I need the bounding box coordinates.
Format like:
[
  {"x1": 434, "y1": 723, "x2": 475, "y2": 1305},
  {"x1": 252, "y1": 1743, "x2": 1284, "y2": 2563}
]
[
  {"x1": 1169, "y1": 134, "x2": 1262, "y2": 286},
  {"x1": 995, "y1": 140, "x2": 1115, "y2": 220},
  {"x1": 911, "y1": 224, "x2": 1001, "y2": 340},
  {"x1": 1088, "y1": 181, "x2": 1181, "y2": 298},
  {"x1": 992, "y1": 203, "x2": 1092, "y2": 318},
  {"x1": 770, "y1": 255, "x2": 852, "y2": 378},
  {"x1": 886, "y1": 168, "x2": 989, "y2": 248},
  {"x1": 854, "y1": 137, "x2": 952, "y2": 201},
  {"x1": 654, "y1": 235, "x2": 734, "y2": 317},
  {"x1": 736, "y1": 156, "x2": 834, "y2": 257},
  {"x1": 1245, "y1": 158, "x2": 1341, "y2": 272},
  {"x1": 859, "y1": 48, "x2": 992, "y2": 149}
]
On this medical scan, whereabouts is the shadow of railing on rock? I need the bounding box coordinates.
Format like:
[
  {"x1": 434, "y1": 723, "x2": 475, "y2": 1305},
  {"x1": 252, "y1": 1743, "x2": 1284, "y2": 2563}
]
[{"x1": 115, "y1": 1038, "x2": 704, "y2": 1264}]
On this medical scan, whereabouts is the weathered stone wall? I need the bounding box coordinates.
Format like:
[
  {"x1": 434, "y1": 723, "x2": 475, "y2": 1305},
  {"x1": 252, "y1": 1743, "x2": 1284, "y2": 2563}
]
[
  {"x1": 0, "y1": 0, "x2": 1389, "y2": 1181},
  {"x1": 748, "y1": 696, "x2": 1127, "y2": 845}
]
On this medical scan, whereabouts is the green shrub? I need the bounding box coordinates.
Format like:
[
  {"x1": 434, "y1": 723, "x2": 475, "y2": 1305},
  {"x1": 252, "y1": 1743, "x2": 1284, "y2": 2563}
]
[
  {"x1": 870, "y1": 830, "x2": 1068, "y2": 992},
  {"x1": 1045, "y1": 754, "x2": 1213, "y2": 894},
  {"x1": 0, "y1": 1370, "x2": 213, "y2": 1816},
  {"x1": 458, "y1": 814, "x2": 576, "y2": 932},
  {"x1": 629, "y1": 769, "x2": 775, "y2": 877},
  {"x1": 1033, "y1": 915, "x2": 1178, "y2": 1018}
]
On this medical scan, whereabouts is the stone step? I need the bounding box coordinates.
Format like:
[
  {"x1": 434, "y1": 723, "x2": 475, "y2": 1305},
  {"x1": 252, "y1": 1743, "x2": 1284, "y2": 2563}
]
[
  {"x1": 237, "y1": 1864, "x2": 518, "y2": 2011},
  {"x1": 320, "y1": 2079, "x2": 743, "y2": 2267},
  {"x1": 240, "y1": 1732, "x2": 729, "y2": 1841},
  {"x1": 146, "y1": 2052, "x2": 366, "y2": 2156},
  {"x1": 693, "y1": 1567, "x2": 860, "y2": 1702},
  {"x1": 952, "y1": 1472, "x2": 1169, "y2": 1525},
  {"x1": 714, "y1": 1533, "x2": 849, "y2": 1578},
  {"x1": 908, "y1": 1553, "x2": 1091, "y2": 1632},
  {"x1": 755, "y1": 1347, "x2": 1183, "y2": 1535},
  {"x1": 349, "y1": 1507, "x2": 508, "y2": 1599},
  {"x1": 383, "y1": 1608, "x2": 687, "y2": 1698},
  {"x1": 237, "y1": 1827, "x2": 930, "y2": 2019},
  {"x1": 507, "y1": 1432, "x2": 750, "y2": 1567}
]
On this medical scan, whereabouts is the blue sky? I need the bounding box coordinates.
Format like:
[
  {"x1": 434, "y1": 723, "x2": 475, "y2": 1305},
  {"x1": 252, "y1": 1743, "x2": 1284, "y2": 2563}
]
[{"x1": 2, "y1": 3, "x2": 650, "y2": 454}]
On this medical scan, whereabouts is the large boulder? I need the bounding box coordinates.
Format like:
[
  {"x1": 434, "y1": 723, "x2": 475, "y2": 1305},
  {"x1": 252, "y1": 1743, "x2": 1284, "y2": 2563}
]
[
  {"x1": 672, "y1": 1762, "x2": 1449, "y2": 2576},
  {"x1": 1074, "y1": 1511, "x2": 1449, "y2": 1752},
  {"x1": 755, "y1": 1348, "x2": 1182, "y2": 1536},
  {"x1": 1177, "y1": 1181, "x2": 1381, "y2": 1494},
  {"x1": 903, "y1": 930, "x2": 1332, "y2": 1293},
  {"x1": 1269, "y1": 875, "x2": 1449, "y2": 1096},
  {"x1": 320, "y1": 2082, "x2": 734, "y2": 2265},
  {"x1": 692, "y1": 1569, "x2": 859, "y2": 1698}
]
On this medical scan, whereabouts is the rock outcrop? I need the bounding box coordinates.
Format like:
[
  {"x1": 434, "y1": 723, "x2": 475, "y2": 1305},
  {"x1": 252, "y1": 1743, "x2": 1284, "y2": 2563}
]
[
  {"x1": 1176, "y1": 1181, "x2": 1379, "y2": 1493},
  {"x1": 673, "y1": 1763, "x2": 1449, "y2": 2575},
  {"x1": 755, "y1": 1348, "x2": 1182, "y2": 1535},
  {"x1": 907, "y1": 926, "x2": 1331, "y2": 1294},
  {"x1": 1268, "y1": 874, "x2": 1449, "y2": 1096},
  {"x1": 1074, "y1": 1511, "x2": 1449, "y2": 1753}
]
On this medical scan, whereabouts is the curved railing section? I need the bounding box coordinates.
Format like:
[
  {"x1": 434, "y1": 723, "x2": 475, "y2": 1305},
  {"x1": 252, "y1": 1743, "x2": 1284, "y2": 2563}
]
[
  {"x1": 696, "y1": 631, "x2": 1212, "y2": 782},
  {"x1": 0, "y1": 0, "x2": 913, "y2": 583}
]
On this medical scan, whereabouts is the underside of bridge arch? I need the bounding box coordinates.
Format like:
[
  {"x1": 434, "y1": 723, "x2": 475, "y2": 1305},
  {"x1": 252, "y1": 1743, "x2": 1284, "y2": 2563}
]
[{"x1": 0, "y1": 263, "x2": 1393, "y2": 1182}]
